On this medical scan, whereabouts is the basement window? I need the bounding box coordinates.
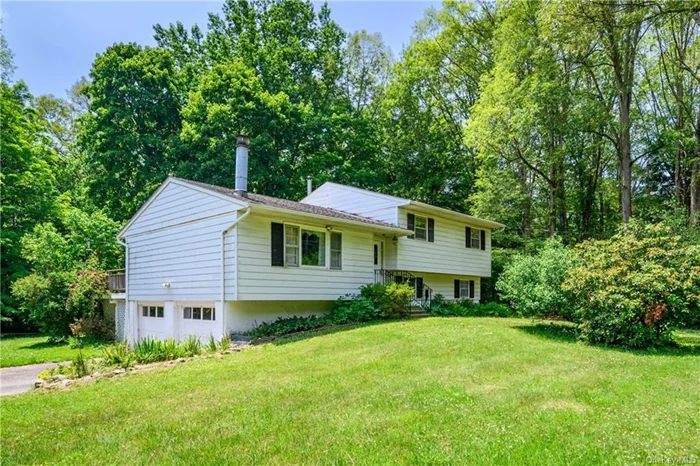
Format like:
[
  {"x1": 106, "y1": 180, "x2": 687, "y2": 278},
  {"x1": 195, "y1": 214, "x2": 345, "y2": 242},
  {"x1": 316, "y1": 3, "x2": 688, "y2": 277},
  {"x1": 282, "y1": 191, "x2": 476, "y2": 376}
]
[
  {"x1": 183, "y1": 307, "x2": 216, "y2": 321},
  {"x1": 142, "y1": 306, "x2": 164, "y2": 318}
]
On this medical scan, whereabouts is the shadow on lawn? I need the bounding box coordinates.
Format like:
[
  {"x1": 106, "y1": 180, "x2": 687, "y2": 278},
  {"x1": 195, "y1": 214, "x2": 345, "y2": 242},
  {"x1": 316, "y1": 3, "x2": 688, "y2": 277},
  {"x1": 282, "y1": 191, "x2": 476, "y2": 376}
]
[
  {"x1": 515, "y1": 321, "x2": 700, "y2": 357},
  {"x1": 21, "y1": 340, "x2": 68, "y2": 350},
  {"x1": 267, "y1": 319, "x2": 408, "y2": 347}
]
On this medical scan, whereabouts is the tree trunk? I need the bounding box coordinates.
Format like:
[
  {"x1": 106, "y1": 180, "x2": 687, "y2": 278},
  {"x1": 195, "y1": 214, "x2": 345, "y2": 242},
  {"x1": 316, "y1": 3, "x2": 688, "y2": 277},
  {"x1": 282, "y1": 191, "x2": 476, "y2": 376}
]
[
  {"x1": 548, "y1": 166, "x2": 557, "y2": 237},
  {"x1": 675, "y1": 80, "x2": 685, "y2": 208},
  {"x1": 691, "y1": 110, "x2": 700, "y2": 225},
  {"x1": 556, "y1": 163, "x2": 568, "y2": 240},
  {"x1": 519, "y1": 165, "x2": 532, "y2": 239},
  {"x1": 619, "y1": 92, "x2": 633, "y2": 223}
]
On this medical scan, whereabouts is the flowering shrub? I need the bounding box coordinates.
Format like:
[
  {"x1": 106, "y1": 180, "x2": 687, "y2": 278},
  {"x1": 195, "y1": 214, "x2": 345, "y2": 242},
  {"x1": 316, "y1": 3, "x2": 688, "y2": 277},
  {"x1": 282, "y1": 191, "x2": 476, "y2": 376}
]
[{"x1": 563, "y1": 221, "x2": 700, "y2": 348}]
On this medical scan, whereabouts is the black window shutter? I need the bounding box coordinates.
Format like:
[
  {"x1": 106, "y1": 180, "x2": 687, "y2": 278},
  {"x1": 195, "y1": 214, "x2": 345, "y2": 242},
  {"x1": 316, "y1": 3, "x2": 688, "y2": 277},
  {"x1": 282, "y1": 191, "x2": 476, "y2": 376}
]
[
  {"x1": 416, "y1": 277, "x2": 423, "y2": 298},
  {"x1": 469, "y1": 280, "x2": 475, "y2": 299},
  {"x1": 271, "y1": 223, "x2": 284, "y2": 266},
  {"x1": 454, "y1": 279, "x2": 460, "y2": 299},
  {"x1": 465, "y1": 227, "x2": 472, "y2": 248},
  {"x1": 407, "y1": 213, "x2": 415, "y2": 238},
  {"x1": 428, "y1": 218, "x2": 435, "y2": 242},
  {"x1": 480, "y1": 230, "x2": 486, "y2": 250}
]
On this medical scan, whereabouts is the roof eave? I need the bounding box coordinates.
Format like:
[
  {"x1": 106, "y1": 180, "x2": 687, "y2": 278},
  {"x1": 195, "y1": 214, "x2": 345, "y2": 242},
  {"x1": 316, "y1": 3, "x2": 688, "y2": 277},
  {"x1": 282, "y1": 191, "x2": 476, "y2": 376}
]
[
  {"x1": 249, "y1": 204, "x2": 413, "y2": 236},
  {"x1": 405, "y1": 201, "x2": 505, "y2": 229}
]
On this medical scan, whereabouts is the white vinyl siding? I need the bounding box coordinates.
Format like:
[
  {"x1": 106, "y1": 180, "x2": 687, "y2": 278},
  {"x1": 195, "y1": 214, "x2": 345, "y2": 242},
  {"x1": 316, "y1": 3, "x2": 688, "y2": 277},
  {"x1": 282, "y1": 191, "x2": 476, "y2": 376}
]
[
  {"x1": 125, "y1": 182, "x2": 243, "y2": 301},
  {"x1": 302, "y1": 183, "x2": 402, "y2": 225},
  {"x1": 237, "y1": 214, "x2": 373, "y2": 300},
  {"x1": 124, "y1": 181, "x2": 242, "y2": 236},
  {"x1": 396, "y1": 208, "x2": 492, "y2": 277}
]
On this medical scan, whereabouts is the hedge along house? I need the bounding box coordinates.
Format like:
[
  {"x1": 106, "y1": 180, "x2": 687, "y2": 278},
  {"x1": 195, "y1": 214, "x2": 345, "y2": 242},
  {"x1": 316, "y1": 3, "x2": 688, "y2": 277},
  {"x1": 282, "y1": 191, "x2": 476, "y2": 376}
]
[{"x1": 109, "y1": 135, "x2": 504, "y2": 342}]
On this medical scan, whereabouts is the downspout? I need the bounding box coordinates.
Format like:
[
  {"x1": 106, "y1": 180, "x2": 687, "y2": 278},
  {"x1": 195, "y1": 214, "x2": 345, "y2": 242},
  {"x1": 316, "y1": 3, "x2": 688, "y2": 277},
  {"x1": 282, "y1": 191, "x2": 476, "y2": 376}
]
[
  {"x1": 116, "y1": 238, "x2": 130, "y2": 342},
  {"x1": 221, "y1": 208, "x2": 251, "y2": 339}
]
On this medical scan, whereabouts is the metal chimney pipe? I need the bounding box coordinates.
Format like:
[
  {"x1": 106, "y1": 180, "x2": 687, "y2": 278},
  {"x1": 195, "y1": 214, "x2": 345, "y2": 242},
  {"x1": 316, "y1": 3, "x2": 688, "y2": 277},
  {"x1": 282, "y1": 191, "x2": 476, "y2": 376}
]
[
  {"x1": 306, "y1": 175, "x2": 313, "y2": 196},
  {"x1": 235, "y1": 134, "x2": 250, "y2": 196}
]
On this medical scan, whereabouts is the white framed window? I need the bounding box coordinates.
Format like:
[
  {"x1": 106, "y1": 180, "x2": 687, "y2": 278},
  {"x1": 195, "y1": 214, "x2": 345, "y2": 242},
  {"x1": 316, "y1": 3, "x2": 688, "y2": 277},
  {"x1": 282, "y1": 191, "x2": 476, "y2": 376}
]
[
  {"x1": 301, "y1": 228, "x2": 326, "y2": 266},
  {"x1": 330, "y1": 232, "x2": 342, "y2": 269},
  {"x1": 285, "y1": 225, "x2": 300, "y2": 267},
  {"x1": 142, "y1": 306, "x2": 164, "y2": 318},
  {"x1": 414, "y1": 215, "x2": 427, "y2": 240},
  {"x1": 471, "y1": 228, "x2": 481, "y2": 249},
  {"x1": 459, "y1": 281, "x2": 470, "y2": 299},
  {"x1": 457, "y1": 280, "x2": 475, "y2": 299},
  {"x1": 183, "y1": 306, "x2": 216, "y2": 321}
]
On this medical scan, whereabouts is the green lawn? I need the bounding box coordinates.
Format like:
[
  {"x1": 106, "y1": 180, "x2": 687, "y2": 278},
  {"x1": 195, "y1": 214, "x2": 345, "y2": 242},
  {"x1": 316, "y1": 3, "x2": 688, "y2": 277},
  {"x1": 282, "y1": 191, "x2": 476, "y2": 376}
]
[
  {"x1": 2, "y1": 318, "x2": 698, "y2": 465},
  {"x1": 0, "y1": 335, "x2": 105, "y2": 368}
]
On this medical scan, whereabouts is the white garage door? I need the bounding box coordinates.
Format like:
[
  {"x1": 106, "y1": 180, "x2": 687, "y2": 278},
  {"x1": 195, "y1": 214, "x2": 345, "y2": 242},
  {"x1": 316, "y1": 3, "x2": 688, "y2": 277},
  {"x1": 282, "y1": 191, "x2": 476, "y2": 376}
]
[
  {"x1": 138, "y1": 303, "x2": 167, "y2": 340},
  {"x1": 178, "y1": 303, "x2": 218, "y2": 340}
]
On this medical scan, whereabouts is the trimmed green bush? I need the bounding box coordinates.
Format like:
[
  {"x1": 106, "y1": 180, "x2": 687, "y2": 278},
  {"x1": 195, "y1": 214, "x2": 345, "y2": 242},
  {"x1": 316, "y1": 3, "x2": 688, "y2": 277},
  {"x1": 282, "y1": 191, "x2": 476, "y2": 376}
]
[
  {"x1": 245, "y1": 315, "x2": 327, "y2": 338},
  {"x1": 496, "y1": 237, "x2": 574, "y2": 319},
  {"x1": 427, "y1": 294, "x2": 513, "y2": 318}
]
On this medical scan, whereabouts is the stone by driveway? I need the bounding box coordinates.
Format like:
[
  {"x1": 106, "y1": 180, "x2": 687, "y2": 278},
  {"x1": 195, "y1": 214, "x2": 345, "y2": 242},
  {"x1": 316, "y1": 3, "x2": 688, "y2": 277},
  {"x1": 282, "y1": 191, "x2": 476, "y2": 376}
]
[{"x1": 0, "y1": 363, "x2": 58, "y2": 396}]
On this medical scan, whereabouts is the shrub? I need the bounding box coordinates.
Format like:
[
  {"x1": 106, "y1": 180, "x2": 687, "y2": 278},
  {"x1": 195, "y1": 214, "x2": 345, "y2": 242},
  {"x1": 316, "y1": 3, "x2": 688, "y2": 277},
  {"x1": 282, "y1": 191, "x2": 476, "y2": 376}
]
[
  {"x1": 330, "y1": 297, "x2": 381, "y2": 324},
  {"x1": 496, "y1": 237, "x2": 574, "y2": 319},
  {"x1": 245, "y1": 315, "x2": 327, "y2": 338},
  {"x1": 102, "y1": 342, "x2": 134, "y2": 368},
  {"x1": 182, "y1": 335, "x2": 202, "y2": 356},
  {"x1": 11, "y1": 271, "x2": 76, "y2": 341},
  {"x1": 563, "y1": 221, "x2": 700, "y2": 349},
  {"x1": 380, "y1": 283, "x2": 414, "y2": 318},
  {"x1": 245, "y1": 282, "x2": 416, "y2": 338},
  {"x1": 427, "y1": 294, "x2": 513, "y2": 318},
  {"x1": 69, "y1": 315, "x2": 114, "y2": 344},
  {"x1": 133, "y1": 337, "x2": 161, "y2": 364}
]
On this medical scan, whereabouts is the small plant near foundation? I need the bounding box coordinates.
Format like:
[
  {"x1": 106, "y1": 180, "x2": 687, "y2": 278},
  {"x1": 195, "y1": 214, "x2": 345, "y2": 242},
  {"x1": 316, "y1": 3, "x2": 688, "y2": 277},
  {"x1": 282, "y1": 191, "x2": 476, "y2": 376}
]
[
  {"x1": 218, "y1": 335, "x2": 232, "y2": 351},
  {"x1": 182, "y1": 335, "x2": 201, "y2": 357},
  {"x1": 103, "y1": 342, "x2": 134, "y2": 368},
  {"x1": 207, "y1": 335, "x2": 218, "y2": 352}
]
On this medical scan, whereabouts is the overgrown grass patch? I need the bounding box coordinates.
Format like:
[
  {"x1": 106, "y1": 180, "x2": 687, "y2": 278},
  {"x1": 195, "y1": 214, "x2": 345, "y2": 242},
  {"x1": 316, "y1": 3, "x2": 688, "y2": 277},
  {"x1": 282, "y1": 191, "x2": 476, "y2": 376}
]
[
  {"x1": 1, "y1": 318, "x2": 698, "y2": 465},
  {"x1": 0, "y1": 334, "x2": 104, "y2": 368}
]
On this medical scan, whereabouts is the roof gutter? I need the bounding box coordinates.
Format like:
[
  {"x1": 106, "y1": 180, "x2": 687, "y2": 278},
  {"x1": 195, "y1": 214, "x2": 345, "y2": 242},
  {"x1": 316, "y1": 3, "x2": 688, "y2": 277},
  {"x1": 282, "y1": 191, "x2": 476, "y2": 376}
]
[
  {"x1": 220, "y1": 208, "x2": 250, "y2": 339},
  {"x1": 406, "y1": 201, "x2": 505, "y2": 229}
]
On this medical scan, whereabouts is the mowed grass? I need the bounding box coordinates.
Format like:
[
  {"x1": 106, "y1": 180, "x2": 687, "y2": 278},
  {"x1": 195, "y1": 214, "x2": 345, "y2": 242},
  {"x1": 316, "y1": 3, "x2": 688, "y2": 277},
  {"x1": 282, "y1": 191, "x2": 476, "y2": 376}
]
[
  {"x1": 2, "y1": 318, "x2": 699, "y2": 465},
  {"x1": 0, "y1": 334, "x2": 105, "y2": 368}
]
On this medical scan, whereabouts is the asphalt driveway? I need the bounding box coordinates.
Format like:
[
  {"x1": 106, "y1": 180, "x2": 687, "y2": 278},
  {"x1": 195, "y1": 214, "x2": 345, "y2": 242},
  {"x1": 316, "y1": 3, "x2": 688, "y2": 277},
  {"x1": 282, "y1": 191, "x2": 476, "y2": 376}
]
[{"x1": 0, "y1": 363, "x2": 58, "y2": 396}]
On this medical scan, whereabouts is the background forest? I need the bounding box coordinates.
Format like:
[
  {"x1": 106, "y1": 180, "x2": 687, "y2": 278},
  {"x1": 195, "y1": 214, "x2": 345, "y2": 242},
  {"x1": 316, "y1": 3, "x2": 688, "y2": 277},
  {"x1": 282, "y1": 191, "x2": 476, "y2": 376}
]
[{"x1": 2, "y1": 0, "x2": 699, "y2": 344}]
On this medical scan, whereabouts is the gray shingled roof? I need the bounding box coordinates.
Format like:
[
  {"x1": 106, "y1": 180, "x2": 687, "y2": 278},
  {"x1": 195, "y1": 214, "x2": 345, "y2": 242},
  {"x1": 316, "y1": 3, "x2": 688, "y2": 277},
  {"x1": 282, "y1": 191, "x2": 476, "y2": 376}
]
[{"x1": 174, "y1": 177, "x2": 407, "y2": 230}]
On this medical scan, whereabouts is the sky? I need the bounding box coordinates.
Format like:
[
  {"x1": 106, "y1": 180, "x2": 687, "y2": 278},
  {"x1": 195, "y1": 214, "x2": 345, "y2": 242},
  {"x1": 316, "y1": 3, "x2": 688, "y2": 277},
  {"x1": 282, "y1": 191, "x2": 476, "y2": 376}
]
[{"x1": 2, "y1": 1, "x2": 438, "y2": 98}]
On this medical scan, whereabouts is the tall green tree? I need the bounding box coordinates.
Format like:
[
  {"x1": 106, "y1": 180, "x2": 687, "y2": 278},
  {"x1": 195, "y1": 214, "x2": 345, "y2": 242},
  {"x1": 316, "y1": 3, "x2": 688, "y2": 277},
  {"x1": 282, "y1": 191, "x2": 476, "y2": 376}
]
[
  {"x1": 0, "y1": 82, "x2": 59, "y2": 325},
  {"x1": 79, "y1": 43, "x2": 182, "y2": 221},
  {"x1": 380, "y1": 1, "x2": 495, "y2": 211}
]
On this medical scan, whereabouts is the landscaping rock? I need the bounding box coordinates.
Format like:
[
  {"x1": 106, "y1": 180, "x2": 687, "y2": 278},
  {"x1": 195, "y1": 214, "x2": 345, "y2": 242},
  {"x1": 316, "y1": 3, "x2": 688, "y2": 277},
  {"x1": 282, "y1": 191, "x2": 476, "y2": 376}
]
[
  {"x1": 52, "y1": 374, "x2": 67, "y2": 382},
  {"x1": 61, "y1": 379, "x2": 73, "y2": 387},
  {"x1": 113, "y1": 369, "x2": 125, "y2": 375},
  {"x1": 176, "y1": 358, "x2": 185, "y2": 363},
  {"x1": 34, "y1": 379, "x2": 45, "y2": 389}
]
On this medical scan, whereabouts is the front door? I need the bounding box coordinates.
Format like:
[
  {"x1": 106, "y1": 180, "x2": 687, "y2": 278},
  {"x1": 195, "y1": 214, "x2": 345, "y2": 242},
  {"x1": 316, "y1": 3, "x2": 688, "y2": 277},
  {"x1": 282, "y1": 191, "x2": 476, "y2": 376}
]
[{"x1": 373, "y1": 240, "x2": 384, "y2": 270}]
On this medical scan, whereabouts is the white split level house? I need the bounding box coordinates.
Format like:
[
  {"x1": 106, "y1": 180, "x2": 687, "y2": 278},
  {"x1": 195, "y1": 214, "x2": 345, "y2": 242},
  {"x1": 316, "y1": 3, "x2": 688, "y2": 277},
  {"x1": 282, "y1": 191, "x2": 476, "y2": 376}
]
[{"x1": 109, "y1": 135, "x2": 504, "y2": 342}]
